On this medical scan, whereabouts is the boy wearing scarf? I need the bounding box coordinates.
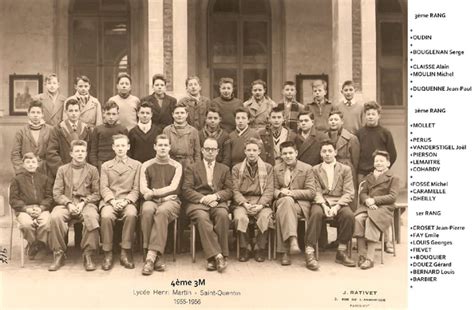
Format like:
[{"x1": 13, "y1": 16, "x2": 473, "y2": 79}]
[
  {"x1": 232, "y1": 138, "x2": 274, "y2": 262},
  {"x1": 49, "y1": 140, "x2": 101, "y2": 271},
  {"x1": 11, "y1": 100, "x2": 52, "y2": 175}
]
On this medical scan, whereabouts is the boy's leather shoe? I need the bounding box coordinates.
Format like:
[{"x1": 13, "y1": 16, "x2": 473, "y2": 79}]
[
  {"x1": 102, "y1": 251, "x2": 113, "y2": 271},
  {"x1": 83, "y1": 253, "x2": 97, "y2": 271},
  {"x1": 48, "y1": 250, "x2": 65, "y2": 271},
  {"x1": 142, "y1": 259, "x2": 154, "y2": 275},
  {"x1": 335, "y1": 250, "x2": 356, "y2": 267}
]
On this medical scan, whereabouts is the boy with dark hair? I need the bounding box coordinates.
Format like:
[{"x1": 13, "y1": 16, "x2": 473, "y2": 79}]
[
  {"x1": 141, "y1": 74, "x2": 177, "y2": 133},
  {"x1": 295, "y1": 111, "x2": 328, "y2": 166},
  {"x1": 334, "y1": 80, "x2": 364, "y2": 134},
  {"x1": 128, "y1": 101, "x2": 162, "y2": 163},
  {"x1": 163, "y1": 102, "x2": 201, "y2": 169},
  {"x1": 277, "y1": 81, "x2": 305, "y2": 132},
  {"x1": 178, "y1": 76, "x2": 211, "y2": 130},
  {"x1": 65, "y1": 75, "x2": 102, "y2": 127},
  {"x1": 47, "y1": 98, "x2": 91, "y2": 175},
  {"x1": 243, "y1": 79, "x2": 276, "y2": 130},
  {"x1": 10, "y1": 153, "x2": 53, "y2": 260},
  {"x1": 259, "y1": 106, "x2": 297, "y2": 165},
  {"x1": 198, "y1": 107, "x2": 230, "y2": 164},
  {"x1": 225, "y1": 107, "x2": 262, "y2": 168},
  {"x1": 304, "y1": 79, "x2": 334, "y2": 132},
  {"x1": 89, "y1": 100, "x2": 128, "y2": 170},
  {"x1": 34, "y1": 73, "x2": 66, "y2": 126},
  {"x1": 210, "y1": 77, "x2": 243, "y2": 133},
  {"x1": 107, "y1": 72, "x2": 140, "y2": 131},
  {"x1": 11, "y1": 100, "x2": 53, "y2": 175},
  {"x1": 49, "y1": 140, "x2": 101, "y2": 271}
]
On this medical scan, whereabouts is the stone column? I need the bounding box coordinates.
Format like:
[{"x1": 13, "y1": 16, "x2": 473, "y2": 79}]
[
  {"x1": 148, "y1": 0, "x2": 164, "y2": 93},
  {"x1": 331, "y1": 0, "x2": 353, "y2": 103},
  {"x1": 172, "y1": 0, "x2": 188, "y2": 99},
  {"x1": 361, "y1": 0, "x2": 377, "y2": 101}
]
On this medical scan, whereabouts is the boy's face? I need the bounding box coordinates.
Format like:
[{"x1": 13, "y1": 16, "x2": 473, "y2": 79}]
[
  {"x1": 28, "y1": 107, "x2": 44, "y2": 125},
  {"x1": 281, "y1": 146, "x2": 297, "y2": 166},
  {"x1": 104, "y1": 107, "x2": 119, "y2": 125},
  {"x1": 202, "y1": 139, "x2": 219, "y2": 162},
  {"x1": 23, "y1": 157, "x2": 39, "y2": 173},
  {"x1": 244, "y1": 143, "x2": 260, "y2": 162},
  {"x1": 365, "y1": 109, "x2": 380, "y2": 127},
  {"x1": 112, "y1": 137, "x2": 130, "y2": 158},
  {"x1": 235, "y1": 112, "x2": 249, "y2": 130},
  {"x1": 70, "y1": 145, "x2": 87, "y2": 163},
  {"x1": 269, "y1": 112, "x2": 284, "y2": 129},
  {"x1": 117, "y1": 77, "x2": 131, "y2": 94},
  {"x1": 374, "y1": 155, "x2": 390, "y2": 171},
  {"x1": 251, "y1": 84, "x2": 265, "y2": 101},
  {"x1": 154, "y1": 138, "x2": 170, "y2": 158},
  {"x1": 219, "y1": 83, "x2": 233, "y2": 99},
  {"x1": 341, "y1": 85, "x2": 355, "y2": 101},
  {"x1": 186, "y1": 79, "x2": 201, "y2": 96},
  {"x1": 312, "y1": 85, "x2": 326, "y2": 102},
  {"x1": 298, "y1": 115, "x2": 313, "y2": 132},
  {"x1": 282, "y1": 85, "x2": 296, "y2": 100},
  {"x1": 320, "y1": 145, "x2": 337, "y2": 163},
  {"x1": 205, "y1": 111, "x2": 221, "y2": 129},
  {"x1": 75, "y1": 79, "x2": 90, "y2": 96},
  {"x1": 138, "y1": 107, "x2": 152, "y2": 124},
  {"x1": 46, "y1": 77, "x2": 59, "y2": 94},
  {"x1": 328, "y1": 114, "x2": 343, "y2": 131},
  {"x1": 66, "y1": 104, "x2": 81, "y2": 122},
  {"x1": 152, "y1": 79, "x2": 166, "y2": 95},
  {"x1": 173, "y1": 107, "x2": 188, "y2": 124}
]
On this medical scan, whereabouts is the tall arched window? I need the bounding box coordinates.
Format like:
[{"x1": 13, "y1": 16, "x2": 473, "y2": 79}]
[
  {"x1": 70, "y1": 0, "x2": 130, "y2": 104},
  {"x1": 209, "y1": 0, "x2": 271, "y2": 101},
  {"x1": 376, "y1": 0, "x2": 407, "y2": 107}
]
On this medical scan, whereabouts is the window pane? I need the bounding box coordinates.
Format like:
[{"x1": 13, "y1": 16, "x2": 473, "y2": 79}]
[
  {"x1": 378, "y1": 0, "x2": 402, "y2": 13},
  {"x1": 73, "y1": 0, "x2": 100, "y2": 12},
  {"x1": 243, "y1": 21, "x2": 268, "y2": 63},
  {"x1": 243, "y1": 69, "x2": 267, "y2": 101},
  {"x1": 381, "y1": 22, "x2": 403, "y2": 56},
  {"x1": 380, "y1": 68, "x2": 403, "y2": 106},
  {"x1": 100, "y1": 0, "x2": 128, "y2": 11},
  {"x1": 212, "y1": 68, "x2": 238, "y2": 98},
  {"x1": 73, "y1": 19, "x2": 98, "y2": 64},
  {"x1": 103, "y1": 21, "x2": 129, "y2": 65},
  {"x1": 73, "y1": 66, "x2": 98, "y2": 98},
  {"x1": 212, "y1": 0, "x2": 239, "y2": 13},
  {"x1": 212, "y1": 21, "x2": 238, "y2": 63},
  {"x1": 241, "y1": 0, "x2": 268, "y2": 15}
]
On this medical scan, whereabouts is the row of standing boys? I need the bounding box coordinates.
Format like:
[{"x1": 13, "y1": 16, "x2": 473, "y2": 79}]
[{"x1": 9, "y1": 72, "x2": 399, "y2": 273}]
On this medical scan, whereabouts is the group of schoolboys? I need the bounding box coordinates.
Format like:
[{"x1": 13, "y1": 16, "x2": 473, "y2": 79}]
[{"x1": 10, "y1": 72, "x2": 399, "y2": 274}]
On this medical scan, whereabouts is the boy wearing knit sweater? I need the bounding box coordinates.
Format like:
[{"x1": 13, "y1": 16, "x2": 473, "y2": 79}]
[
  {"x1": 89, "y1": 100, "x2": 128, "y2": 170},
  {"x1": 107, "y1": 73, "x2": 140, "y2": 131},
  {"x1": 210, "y1": 77, "x2": 243, "y2": 133},
  {"x1": 11, "y1": 100, "x2": 53, "y2": 176},
  {"x1": 128, "y1": 101, "x2": 161, "y2": 163},
  {"x1": 334, "y1": 80, "x2": 364, "y2": 134}
]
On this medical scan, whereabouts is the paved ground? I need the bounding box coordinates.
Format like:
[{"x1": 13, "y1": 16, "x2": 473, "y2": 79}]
[{"x1": 0, "y1": 215, "x2": 408, "y2": 310}]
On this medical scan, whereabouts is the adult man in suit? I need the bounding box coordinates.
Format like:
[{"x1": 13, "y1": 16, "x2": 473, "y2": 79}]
[
  {"x1": 48, "y1": 140, "x2": 101, "y2": 271},
  {"x1": 182, "y1": 137, "x2": 232, "y2": 272},
  {"x1": 311, "y1": 140, "x2": 356, "y2": 269},
  {"x1": 140, "y1": 74, "x2": 177, "y2": 133},
  {"x1": 295, "y1": 111, "x2": 327, "y2": 166},
  {"x1": 273, "y1": 141, "x2": 316, "y2": 266},
  {"x1": 46, "y1": 98, "x2": 91, "y2": 176}
]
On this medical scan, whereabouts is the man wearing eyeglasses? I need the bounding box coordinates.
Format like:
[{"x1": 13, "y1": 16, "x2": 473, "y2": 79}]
[{"x1": 182, "y1": 137, "x2": 233, "y2": 272}]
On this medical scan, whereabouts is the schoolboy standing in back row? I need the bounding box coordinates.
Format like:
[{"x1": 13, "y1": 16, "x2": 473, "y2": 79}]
[
  {"x1": 277, "y1": 81, "x2": 305, "y2": 132},
  {"x1": 178, "y1": 76, "x2": 211, "y2": 130},
  {"x1": 304, "y1": 79, "x2": 334, "y2": 132},
  {"x1": 141, "y1": 74, "x2": 177, "y2": 133},
  {"x1": 334, "y1": 80, "x2": 364, "y2": 135},
  {"x1": 210, "y1": 77, "x2": 243, "y2": 133},
  {"x1": 107, "y1": 72, "x2": 140, "y2": 131},
  {"x1": 34, "y1": 73, "x2": 66, "y2": 127},
  {"x1": 65, "y1": 76, "x2": 102, "y2": 128}
]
